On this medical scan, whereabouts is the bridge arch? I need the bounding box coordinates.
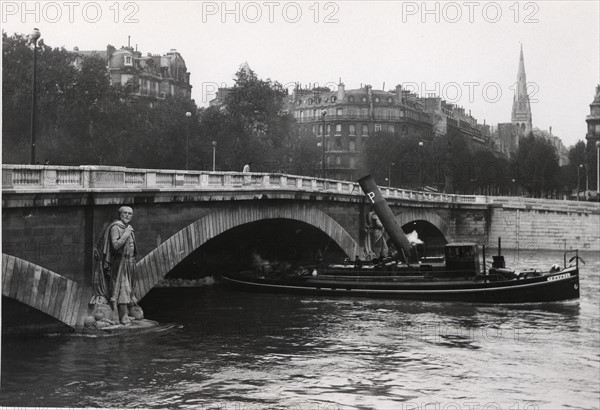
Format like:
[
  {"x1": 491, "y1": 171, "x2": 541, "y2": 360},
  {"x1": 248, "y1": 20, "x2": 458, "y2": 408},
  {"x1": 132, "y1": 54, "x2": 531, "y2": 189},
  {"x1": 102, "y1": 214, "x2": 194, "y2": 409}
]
[
  {"x1": 132, "y1": 203, "x2": 359, "y2": 300},
  {"x1": 393, "y1": 208, "x2": 452, "y2": 240},
  {"x1": 1, "y1": 254, "x2": 92, "y2": 328}
]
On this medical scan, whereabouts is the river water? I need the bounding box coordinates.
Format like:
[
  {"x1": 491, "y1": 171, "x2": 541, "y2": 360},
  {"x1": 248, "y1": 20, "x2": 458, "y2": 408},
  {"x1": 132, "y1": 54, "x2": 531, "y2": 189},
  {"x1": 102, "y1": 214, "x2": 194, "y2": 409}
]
[{"x1": 2, "y1": 250, "x2": 599, "y2": 410}]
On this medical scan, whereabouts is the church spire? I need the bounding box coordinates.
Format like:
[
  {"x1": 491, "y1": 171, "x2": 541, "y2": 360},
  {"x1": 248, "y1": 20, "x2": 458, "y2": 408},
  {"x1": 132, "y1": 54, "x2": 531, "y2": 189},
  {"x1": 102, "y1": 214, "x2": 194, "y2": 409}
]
[{"x1": 511, "y1": 44, "x2": 532, "y2": 141}]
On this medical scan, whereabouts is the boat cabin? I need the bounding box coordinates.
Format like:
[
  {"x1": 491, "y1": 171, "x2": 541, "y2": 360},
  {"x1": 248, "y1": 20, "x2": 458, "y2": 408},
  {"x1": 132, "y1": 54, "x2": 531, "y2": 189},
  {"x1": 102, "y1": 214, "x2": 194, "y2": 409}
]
[{"x1": 444, "y1": 243, "x2": 481, "y2": 274}]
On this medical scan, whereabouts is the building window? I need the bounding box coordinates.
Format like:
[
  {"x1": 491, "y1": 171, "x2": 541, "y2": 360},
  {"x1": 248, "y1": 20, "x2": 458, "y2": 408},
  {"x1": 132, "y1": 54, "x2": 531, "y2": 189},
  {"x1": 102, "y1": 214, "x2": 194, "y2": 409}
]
[
  {"x1": 125, "y1": 55, "x2": 133, "y2": 66},
  {"x1": 349, "y1": 157, "x2": 356, "y2": 168},
  {"x1": 361, "y1": 96, "x2": 367, "y2": 103},
  {"x1": 349, "y1": 96, "x2": 354, "y2": 102},
  {"x1": 349, "y1": 124, "x2": 356, "y2": 135},
  {"x1": 349, "y1": 139, "x2": 356, "y2": 151},
  {"x1": 375, "y1": 97, "x2": 380, "y2": 103},
  {"x1": 349, "y1": 108, "x2": 356, "y2": 118},
  {"x1": 319, "y1": 124, "x2": 323, "y2": 135},
  {"x1": 336, "y1": 156, "x2": 341, "y2": 165},
  {"x1": 362, "y1": 124, "x2": 369, "y2": 135},
  {"x1": 331, "y1": 96, "x2": 337, "y2": 102},
  {"x1": 388, "y1": 97, "x2": 393, "y2": 104},
  {"x1": 375, "y1": 124, "x2": 382, "y2": 132},
  {"x1": 336, "y1": 108, "x2": 343, "y2": 117},
  {"x1": 335, "y1": 124, "x2": 342, "y2": 135},
  {"x1": 327, "y1": 124, "x2": 332, "y2": 135},
  {"x1": 388, "y1": 125, "x2": 395, "y2": 133}
]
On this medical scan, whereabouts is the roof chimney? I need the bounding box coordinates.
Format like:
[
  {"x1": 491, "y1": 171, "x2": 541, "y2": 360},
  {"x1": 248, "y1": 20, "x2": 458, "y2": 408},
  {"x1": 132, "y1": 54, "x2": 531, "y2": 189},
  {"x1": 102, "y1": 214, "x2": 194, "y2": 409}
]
[
  {"x1": 337, "y1": 81, "x2": 345, "y2": 101},
  {"x1": 395, "y1": 84, "x2": 402, "y2": 102}
]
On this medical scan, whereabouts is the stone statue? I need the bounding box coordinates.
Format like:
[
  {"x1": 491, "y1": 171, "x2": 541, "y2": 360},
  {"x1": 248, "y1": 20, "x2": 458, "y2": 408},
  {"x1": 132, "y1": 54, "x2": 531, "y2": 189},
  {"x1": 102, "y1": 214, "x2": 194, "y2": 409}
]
[
  {"x1": 88, "y1": 206, "x2": 143, "y2": 328},
  {"x1": 367, "y1": 207, "x2": 388, "y2": 259}
]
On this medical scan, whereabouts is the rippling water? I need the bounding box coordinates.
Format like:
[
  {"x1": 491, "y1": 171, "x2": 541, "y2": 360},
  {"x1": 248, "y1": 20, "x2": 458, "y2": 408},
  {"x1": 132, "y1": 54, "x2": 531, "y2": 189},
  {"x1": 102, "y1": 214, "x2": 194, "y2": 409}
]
[{"x1": 2, "y1": 250, "x2": 599, "y2": 409}]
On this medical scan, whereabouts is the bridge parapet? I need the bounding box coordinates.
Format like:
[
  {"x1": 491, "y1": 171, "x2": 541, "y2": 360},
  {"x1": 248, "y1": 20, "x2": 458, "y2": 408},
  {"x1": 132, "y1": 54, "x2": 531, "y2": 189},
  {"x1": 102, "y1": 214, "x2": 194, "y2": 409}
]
[
  {"x1": 488, "y1": 196, "x2": 600, "y2": 214},
  {"x1": 2, "y1": 164, "x2": 358, "y2": 194},
  {"x1": 2, "y1": 164, "x2": 487, "y2": 205}
]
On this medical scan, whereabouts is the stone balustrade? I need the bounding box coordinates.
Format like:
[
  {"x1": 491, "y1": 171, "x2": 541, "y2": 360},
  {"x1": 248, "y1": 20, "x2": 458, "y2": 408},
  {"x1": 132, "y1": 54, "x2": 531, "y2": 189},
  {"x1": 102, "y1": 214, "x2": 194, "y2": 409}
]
[
  {"x1": 4, "y1": 164, "x2": 600, "y2": 213},
  {"x1": 2, "y1": 164, "x2": 487, "y2": 205}
]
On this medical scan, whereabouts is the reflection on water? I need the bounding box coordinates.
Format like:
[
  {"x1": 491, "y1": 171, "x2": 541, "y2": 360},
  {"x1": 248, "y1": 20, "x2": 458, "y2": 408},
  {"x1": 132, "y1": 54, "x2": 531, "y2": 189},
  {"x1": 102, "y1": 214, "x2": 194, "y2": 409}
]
[{"x1": 2, "y1": 250, "x2": 599, "y2": 409}]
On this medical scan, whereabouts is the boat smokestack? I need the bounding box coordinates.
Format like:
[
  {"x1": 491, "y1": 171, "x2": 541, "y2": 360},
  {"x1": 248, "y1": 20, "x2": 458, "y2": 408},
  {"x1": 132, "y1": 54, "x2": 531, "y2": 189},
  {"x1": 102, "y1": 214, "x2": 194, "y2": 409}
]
[{"x1": 358, "y1": 175, "x2": 417, "y2": 263}]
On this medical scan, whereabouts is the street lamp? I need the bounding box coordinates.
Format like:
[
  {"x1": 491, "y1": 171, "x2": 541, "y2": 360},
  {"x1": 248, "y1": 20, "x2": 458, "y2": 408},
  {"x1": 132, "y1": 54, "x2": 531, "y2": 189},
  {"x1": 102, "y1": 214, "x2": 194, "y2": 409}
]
[
  {"x1": 511, "y1": 178, "x2": 516, "y2": 196},
  {"x1": 585, "y1": 163, "x2": 589, "y2": 200},
  {"x1": 29, "y1": 28, "x2": 41, "y2": 165},
  {"x1": 577, "y1": 163, "x2": 583, "y2": 201},
  {"x1": 321, "y1": 109, "x2": 327, "y2": 179},
  {"x1": 212, "y1": 140, "x2": 217, "y2": 171},
  {"x1": 418, "y1": 141, "x2": 424, "y2": 189},
  {"x1": 388, "y1": 162, "x2": 395, "y2": 187},
  {"x1": 185, "y1": 111, "x2": 192, "y2": 170}
]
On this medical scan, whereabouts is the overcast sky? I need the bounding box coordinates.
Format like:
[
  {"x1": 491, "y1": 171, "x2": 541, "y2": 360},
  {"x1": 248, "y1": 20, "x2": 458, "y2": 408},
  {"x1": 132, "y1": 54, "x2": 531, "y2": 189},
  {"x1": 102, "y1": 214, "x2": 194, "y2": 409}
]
[{"x1": 2, "y1": 0, "x2": 599, "y2": 146}]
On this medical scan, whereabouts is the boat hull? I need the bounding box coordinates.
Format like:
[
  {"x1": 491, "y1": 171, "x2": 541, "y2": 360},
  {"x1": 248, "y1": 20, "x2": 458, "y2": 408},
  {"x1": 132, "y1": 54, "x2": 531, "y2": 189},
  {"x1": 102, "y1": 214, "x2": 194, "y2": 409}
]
[{"x1": 221, "y1": 267, "x2": 580, "y2": 303}]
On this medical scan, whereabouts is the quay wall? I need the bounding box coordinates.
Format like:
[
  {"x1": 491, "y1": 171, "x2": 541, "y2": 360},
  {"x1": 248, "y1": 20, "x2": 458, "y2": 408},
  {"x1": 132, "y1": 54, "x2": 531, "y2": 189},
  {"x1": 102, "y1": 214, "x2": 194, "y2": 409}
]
[{"x1": 488, "y1": 200, "x2": 600, "y2": 252}]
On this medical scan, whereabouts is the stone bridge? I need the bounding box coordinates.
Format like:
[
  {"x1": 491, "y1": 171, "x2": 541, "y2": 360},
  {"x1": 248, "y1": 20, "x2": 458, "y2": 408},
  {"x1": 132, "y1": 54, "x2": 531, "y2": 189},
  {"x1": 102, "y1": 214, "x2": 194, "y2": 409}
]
[{"x1": 3, "y1": 165, "x2": 599, "y2": 329}]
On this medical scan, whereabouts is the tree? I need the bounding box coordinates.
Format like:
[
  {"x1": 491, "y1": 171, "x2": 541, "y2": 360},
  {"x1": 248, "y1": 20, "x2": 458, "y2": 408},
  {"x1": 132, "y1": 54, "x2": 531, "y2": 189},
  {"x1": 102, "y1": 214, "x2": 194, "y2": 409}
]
[
  {"x1": 511, "y1": 133, "x2": 560, "y2": 197},
  {"x1": 362, "y1": 132, "x2": 449, "y2": 190},
  {"x1": 2, "y1": 32, "x2": 78, "y2": 163},
  {"x1": 197, "y1": 67, "x2": 301, "y2": 172},
  {"x1": 2, "y1": 32, "x2": 200, "y2": 168}
]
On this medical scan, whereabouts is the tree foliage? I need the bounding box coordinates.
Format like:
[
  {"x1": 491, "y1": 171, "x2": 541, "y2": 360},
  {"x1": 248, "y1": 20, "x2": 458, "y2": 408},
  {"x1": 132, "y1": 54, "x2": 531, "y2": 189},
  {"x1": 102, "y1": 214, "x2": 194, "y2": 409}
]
[
  {"x1": 196, "y1": 67, "x2": 317, "y2": 173},
  {"x1": 511, "y1": 133, "x2": 560, "y2": 197},
  {"x1": 362, "y1": 129, "x2": 510, "y2": 194},
  {"x1": 2, "y1": 32, "x2": 199, "y2": 168}
]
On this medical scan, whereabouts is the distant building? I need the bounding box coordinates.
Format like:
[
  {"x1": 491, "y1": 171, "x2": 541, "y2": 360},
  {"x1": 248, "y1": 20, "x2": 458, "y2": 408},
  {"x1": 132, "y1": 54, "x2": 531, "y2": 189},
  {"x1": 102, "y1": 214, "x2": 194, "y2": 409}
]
[
  {"x1": 533, "y1": 127, "x2": 569, "y2": 166},
  {"x1": 288, "y1": 83, "x2": 435, "y2": 181},
  {"x1": 418, "y1": 96, "x2": 494, "y2": 150},
  {"x1": 585, "y1": 85, "x2": 600, "y2": 145},
  {"x1": 72, "y1": 43, "x2": 192, "y2": 102},
  {"x1": 511, "y1": 45, "x2": 533, "y2": 142},
  {"x1": 495, "y1": 123, "x2": 518, "y2": 156}
]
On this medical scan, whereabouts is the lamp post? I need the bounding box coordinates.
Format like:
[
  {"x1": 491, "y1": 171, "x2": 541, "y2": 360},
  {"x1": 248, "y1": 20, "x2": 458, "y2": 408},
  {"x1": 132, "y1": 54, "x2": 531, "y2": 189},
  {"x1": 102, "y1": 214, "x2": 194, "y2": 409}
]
[
  {"x1": 29, "y1": 28, "x2": 41, "y2": 165},
  {"x1": 321, "y1": 109, "x2": 327, "y2": 179},
  {"x1": 212, "y1": 140, "x2": 217, "y2": 171},
  {"x1": 577, "y1": 164, "x2": 583, "y2": 201},
  {"x1": 585, "y1": 163, "x2": 589, "y2": 200},
  {"x1": 418, "y1": 141, "x2": 424, "y2": 189},
  {"x1": 185, "y1": 111, "x2": 192, "y2": 170},
  {"x1": 596, "y1": 141, "x2": 600, "y2": 201},
  {"x1": 511, "y1": 178, "x2": 516, "y2": 196},
  {"x1": 388, "y1": 162, "x2": 395, "y2": 187}
]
